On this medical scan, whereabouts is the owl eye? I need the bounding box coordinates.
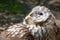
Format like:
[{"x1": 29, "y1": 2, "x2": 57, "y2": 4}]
[{"x1": 38, "y1": 12, "x2": 43, "y2": 15}]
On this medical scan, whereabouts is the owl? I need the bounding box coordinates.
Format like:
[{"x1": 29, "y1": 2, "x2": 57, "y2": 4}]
[
  {"x1": 0, "y1": 6, "x2": 57, "y2": 40},
  {"x1": 23, "y1": 6, "x2": 57, "y2": 40}
]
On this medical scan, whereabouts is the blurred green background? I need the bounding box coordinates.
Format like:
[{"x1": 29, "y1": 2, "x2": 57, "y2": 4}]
[{"x1": 0, "y1": 0, "x2": 60, "y2": 27}]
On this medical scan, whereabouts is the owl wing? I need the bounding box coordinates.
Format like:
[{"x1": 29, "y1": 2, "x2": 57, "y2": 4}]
[{"x1": 5, "y1": 23, "x2": 31, "y2": 40}]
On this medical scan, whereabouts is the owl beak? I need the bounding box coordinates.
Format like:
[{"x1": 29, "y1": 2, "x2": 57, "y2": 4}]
[{"x1": 29, "y1": 12, "x2": 33, "y2": 17}]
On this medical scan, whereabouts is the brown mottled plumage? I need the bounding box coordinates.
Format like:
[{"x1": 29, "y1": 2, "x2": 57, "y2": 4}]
[{"x1": 0, "y1": 23, "x2": 33, "y2": 40}]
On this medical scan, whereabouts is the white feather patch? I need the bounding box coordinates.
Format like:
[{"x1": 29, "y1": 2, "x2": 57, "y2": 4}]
[{"x1": 27, "y1": 25, "x2": 46, "y2": 37}]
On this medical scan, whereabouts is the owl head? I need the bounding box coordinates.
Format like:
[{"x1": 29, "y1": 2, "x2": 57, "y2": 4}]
[
  {"x1": 31, "y1": 6, "x2": 52, "y2": 22},
  {"x1": 23, "y1": 6, "x2": 52, "y2": 24}
]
